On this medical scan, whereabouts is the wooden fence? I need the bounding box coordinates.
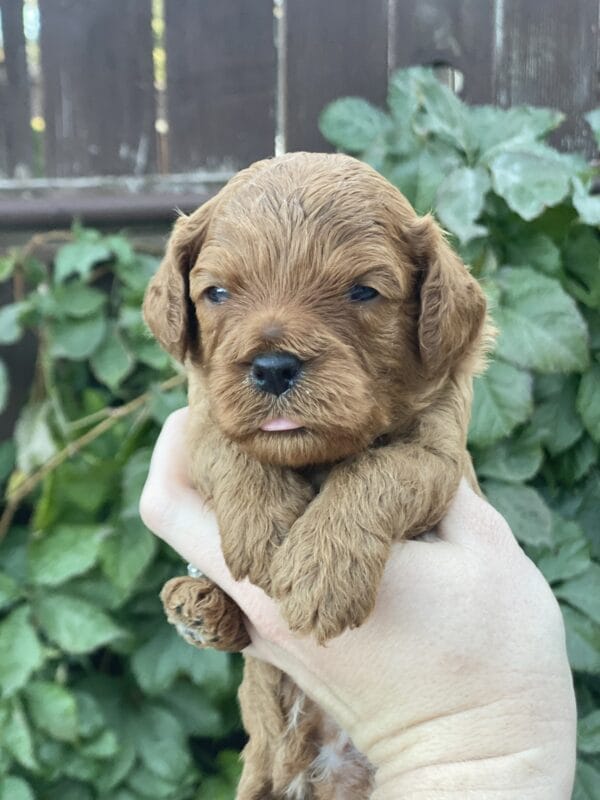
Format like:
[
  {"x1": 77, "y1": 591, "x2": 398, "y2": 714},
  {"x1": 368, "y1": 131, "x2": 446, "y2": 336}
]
[{"x1": 0, "y1": 0, "x2": 599, "y2": 228}]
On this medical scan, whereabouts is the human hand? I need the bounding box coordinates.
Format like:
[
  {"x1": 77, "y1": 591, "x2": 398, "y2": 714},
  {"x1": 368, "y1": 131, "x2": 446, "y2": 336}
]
[{"x1": 140, "y1": 408, "x2": 576, "y2": 800}]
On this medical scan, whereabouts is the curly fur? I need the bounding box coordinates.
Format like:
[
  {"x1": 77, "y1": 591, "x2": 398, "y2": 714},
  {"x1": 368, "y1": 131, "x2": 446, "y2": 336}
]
[{"x1": 144, "y1": 152, "x2": 490, "y2": 799}]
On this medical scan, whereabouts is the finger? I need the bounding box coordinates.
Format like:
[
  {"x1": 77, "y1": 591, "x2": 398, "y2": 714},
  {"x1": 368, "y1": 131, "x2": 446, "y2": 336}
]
[
  {"x1": 437, "y1": 478, "x2": 517, "y2": 549},
  {"x1": 145, "y1": 406, "x2": 192, "y2": 488}
]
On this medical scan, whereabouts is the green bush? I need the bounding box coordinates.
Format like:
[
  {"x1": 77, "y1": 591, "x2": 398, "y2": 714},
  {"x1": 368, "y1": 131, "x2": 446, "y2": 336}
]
[
  {"x1": 320, "y1": 67, "x2": 600, "y2": 798},
  {"x1": 1, "y1": 66, "x2": 599, "y2": 799},
  {"x1": 0, "y1": 228, "x2": 243, "y2": 799}
]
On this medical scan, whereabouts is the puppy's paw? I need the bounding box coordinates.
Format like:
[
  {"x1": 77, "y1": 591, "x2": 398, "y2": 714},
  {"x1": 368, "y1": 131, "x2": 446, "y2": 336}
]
[
  {"x1": 219, "y1": 472, "x2": 313, "y2": 594},
  {"x1": 221, "y1": 528, "x2": 274, "y2": 592},
  {"x1": 160, "y1": 576, "x2": 250, "y2": 652},
  {"x1": 270, "y1": 517, "x2": 382, "y2": 643}
]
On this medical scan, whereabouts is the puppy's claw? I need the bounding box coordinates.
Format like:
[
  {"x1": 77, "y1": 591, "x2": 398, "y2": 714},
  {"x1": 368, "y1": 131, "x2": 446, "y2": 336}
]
[{"x1": 160, "y1": 576, "x2": 250, "y2": 653}]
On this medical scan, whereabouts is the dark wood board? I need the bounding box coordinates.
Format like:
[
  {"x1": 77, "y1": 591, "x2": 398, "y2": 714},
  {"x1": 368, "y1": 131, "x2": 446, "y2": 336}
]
[
  {"x1": 39, "y1": 0, "x2": 157, "y2": 177},
  {"x1": 0, "y1": 0, "x2": 34, "y2": 178},
  {"x1": 285, "y1": 0, "x2": 389, "y2": 153},
  {"x1": 164, "y1": 0, "x2": 276, "y2": 172},
  {"x1": 391, "y1": 0, "x2": 496, "y2": 105}
]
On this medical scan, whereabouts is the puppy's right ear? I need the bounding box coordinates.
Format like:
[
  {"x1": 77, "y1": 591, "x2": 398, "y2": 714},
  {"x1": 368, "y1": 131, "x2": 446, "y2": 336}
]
[{"x1": 143, "y1": 197, "x2": 216, "y2": 361}]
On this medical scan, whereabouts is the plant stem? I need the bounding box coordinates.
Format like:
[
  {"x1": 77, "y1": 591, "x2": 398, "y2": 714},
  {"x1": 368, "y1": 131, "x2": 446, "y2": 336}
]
[{"x1": 0, "y1": 373, "x2": 185, "y2": 541}]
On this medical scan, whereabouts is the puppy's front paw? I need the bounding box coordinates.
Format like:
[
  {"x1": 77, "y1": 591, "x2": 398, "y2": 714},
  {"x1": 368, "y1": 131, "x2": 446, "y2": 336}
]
[
  {"x1": 218, "y1": 473, "x2": 313, "y2": 594},
  {"x1": 221, "y1": 525, "x2": 274, "y2": 592},
  {"x1": 160, "y1": 576, "x2": 250, "y2": 652},
  {"x1": 270, "y1": 515, "x2": 382, "y2": 643}
]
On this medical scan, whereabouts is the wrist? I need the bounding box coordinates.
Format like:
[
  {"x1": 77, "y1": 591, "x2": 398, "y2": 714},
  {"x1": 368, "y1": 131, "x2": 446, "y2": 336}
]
[
  {"x1": 355, "y1": 689, "x2": 575, "y2": 800},
  {"x1": 371, "y1": 753, "x2": 569, "y2": 800}
]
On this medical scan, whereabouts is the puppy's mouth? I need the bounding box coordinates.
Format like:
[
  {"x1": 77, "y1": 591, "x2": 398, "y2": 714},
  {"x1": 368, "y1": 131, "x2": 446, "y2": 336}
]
[{"x1": 260, "y1": 417, "x2": 304, "y2": 432}]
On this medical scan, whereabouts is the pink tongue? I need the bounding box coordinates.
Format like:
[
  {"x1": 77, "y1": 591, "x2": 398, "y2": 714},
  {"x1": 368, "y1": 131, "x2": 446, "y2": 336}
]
[{"x1": 261, "y1": 418, "x2": 302, "y2": 432}]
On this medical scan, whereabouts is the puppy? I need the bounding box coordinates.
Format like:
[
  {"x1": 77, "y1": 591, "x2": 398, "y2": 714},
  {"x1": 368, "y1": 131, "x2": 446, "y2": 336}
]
[{"x1": 143, "y1": 152, "x2": 489, "y2": 799}]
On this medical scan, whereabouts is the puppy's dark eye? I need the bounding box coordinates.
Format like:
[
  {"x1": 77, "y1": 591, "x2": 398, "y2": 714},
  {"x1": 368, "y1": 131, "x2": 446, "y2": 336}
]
[
  {"x1": 349, "y1": 285, "x2": 380, "y2": 302},
  {"x1": 204, "y1": 286, "x2": 230, "y2": 304}
]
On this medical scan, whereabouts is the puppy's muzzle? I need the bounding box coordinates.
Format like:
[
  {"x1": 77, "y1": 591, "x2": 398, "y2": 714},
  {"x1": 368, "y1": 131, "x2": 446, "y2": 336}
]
[{"x1": 251, "y1": 351, "x2": 303, "y2": 396}]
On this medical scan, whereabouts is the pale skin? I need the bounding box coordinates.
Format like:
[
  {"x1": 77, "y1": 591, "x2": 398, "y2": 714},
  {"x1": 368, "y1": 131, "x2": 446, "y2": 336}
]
[{"x1": 140, "y1": 408, "x2": 577, "y2": 800}]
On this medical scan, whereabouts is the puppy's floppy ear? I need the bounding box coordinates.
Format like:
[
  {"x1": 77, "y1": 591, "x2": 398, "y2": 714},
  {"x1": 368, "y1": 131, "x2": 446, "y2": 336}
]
[
  {"x1": 143, "y1": 197, "x2": 216, "y2": 361},
  {"x1": 412, "y1": 214, "x2": 486, "y2": 376}
]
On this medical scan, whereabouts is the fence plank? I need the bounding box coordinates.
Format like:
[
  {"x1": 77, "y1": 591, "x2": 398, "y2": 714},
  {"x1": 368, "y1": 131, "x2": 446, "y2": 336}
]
[
  {"x1": 285, "y1": 0, "x2": 389, "y2": 153},
  {"x1": 0, "y1": 0, "x2": 34, "y2": 178},
  {"x1": 164, "y1": 0, "x2": 276, "y2": 172},
  {"x1": 495, "y1": 0, "x2": 600, "y2": 156},
  {"x1": 391, "y1": 0, "x2": 496, "y2": 104},
  {"x1": 39, "y1": 0, "x2": 156, "y2": 177}
]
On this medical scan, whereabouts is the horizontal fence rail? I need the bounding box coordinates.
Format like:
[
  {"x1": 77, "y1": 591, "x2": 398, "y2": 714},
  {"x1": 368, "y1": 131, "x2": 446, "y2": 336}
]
[{"x1": 0, "y1": 0, "x2": 599, "y2": 226}]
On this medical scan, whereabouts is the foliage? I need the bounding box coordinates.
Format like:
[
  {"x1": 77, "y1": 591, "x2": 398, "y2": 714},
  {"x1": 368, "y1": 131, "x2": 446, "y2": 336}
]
[
  {"x1": 0, "y1": 228, "x2": 243, "y2": 799},
  {"x1": 1, "y1": 66, "x2": 600, "y2": 799},
  {"x1": 320, "y1": 66, "x2": 600, "y2": 796}
]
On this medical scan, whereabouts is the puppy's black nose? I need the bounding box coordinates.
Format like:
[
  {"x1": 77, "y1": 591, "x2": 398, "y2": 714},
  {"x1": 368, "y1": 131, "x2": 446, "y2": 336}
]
[{"x1": 251, "y1": 352, "x2": 302, "y2": 396}]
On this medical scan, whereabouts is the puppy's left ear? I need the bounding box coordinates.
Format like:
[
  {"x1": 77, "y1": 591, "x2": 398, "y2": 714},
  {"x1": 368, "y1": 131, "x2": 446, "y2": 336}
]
[
  {"x1": 143, "y1": 197, "x2": 217, "y2": 362},
  {"x1": 412, "y1": 215, "x2": 487, "y2": 376}
]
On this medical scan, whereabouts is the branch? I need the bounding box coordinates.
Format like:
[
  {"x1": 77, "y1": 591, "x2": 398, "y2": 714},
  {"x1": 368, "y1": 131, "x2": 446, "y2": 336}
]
[{"x1": 0, "y1": 373, "x2": 186, "y2": 541}]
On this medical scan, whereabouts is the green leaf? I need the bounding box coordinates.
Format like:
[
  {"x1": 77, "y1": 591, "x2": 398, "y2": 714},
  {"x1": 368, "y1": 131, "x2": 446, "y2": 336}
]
[
  {"x1": 160, "y1": 680, "x2": 224, "y2": 737},
  {"x1": 90, "y1": 324, "x2": 134, "y2": 389},
  {"x1": 468, "y1": 360, "x2": 533, "y2": 447},
  {"x1": 470, "y1": 105, "x2": 565, "y2": 162},
  {"x1": 132, "y1": 626, "x2": 232, "y2": 696},
  {"x1": 585, "y1": 108, "x2": 600, "y2": 147},
  {"x1": 100, "y1": 518, "x2": 157, "y2": 590},
  {"x1": 556, "y1": 565, "x2": 600, "y2": 626},
  {"x1": 0, "y1": 571, "x2": 19, "y2": 610},
  {"x1": 49, "y1": 313, "x2": 107, "y2": 360},
  {"x1": 25, "y1": 680, "x2": 78, "y2": 742},
  {"x1": 483, "y1": 480, "x2": 553, "y2": 547},
  {"x1": 121, "y1": 448, "x2": 152, "y2": 518},
  {"x1": 537, "y1": 519, "x2": 591, "y2": 585},
  {"x1": 54, "y1": 241, "x2": 111, "y2": 284},
  {"x1": 319, "y1": 98, "x2": 390, "y2": 152},
  {"x1": 578, "y1": 364, "x2": 600, "y2": 442},
  {"x1": 573, "y1": 178, "x2": 600, "y2": 226},
  {"x1": 435, "y1": 166, "x2": 490, "y2": 244},
  {"x1": 552, "y1": 436, "x2": 598, "y2": 486},
  {"x1": 75, "y1": 690, "x2": 106, "y2": 738},
  {"x1": 2, "y1": 701, "x2": 38, "y2": 769},
  {"x1": 0, "y1": 253, "x2": 17, "y2": 282},
  {"x1": 504, "y1": 232, "x2": 561, "y2": 277},
  {"x1": 0, "y1": 360, "x2": 7, "y2": 415},
  {"x1": 563, "y1": 227, "x2": 600, "y2": 310},
  {"x1": 95, "y1": 735, "x2": 136, "y2": 793},
  {"x1": 14, "y1": 401, "x2": 57, "y2": 473},
  {"x1": 80, "y1": 729, "x2": 118, "y2": 759},
  {"x1": 127, "y1": 765, "x2": 186, "y2": 799},
  {"x1": 0, "y1": 777, "x2": 34, "y2": 800},
  {"x1": 574, "y1": 760, "x2": 600, "y2": 800},
  {"x1": 490, "y1": 151, "x2": 571, "y2": 220},
  {"x1": 494, "y1": 267, "x2": 589, "y2": 372},
  {"x1": 131, "y1": 705, "x2": 193, "y2": 783},
  {"x1": 0, "y1": 606, "x2": 44, "y2": 697},
  {"x1": 28, "y1": 525, "x2": 108, "y2": 586},
  {"x1": 387, "y1": 141, "x2": 463, "y2": 215},
  {"x1": 527, "y1": 375, "x2": 584, "y2": 455},
  {"x1": 417, "y1": 76, "x2": 473, "y2": 156},
  {"x1": 579, "y1": 710, "x2": 600, "y2": 754},
  {"x1": 0, "y1": 439, "x2": 15, "y2": 485},
  {"x1": 473, "y1": 436, "x2": 542, "y2": 483},
  {"x1": 562, "y1": 605, "x2": 600, "y2": 673},
  {"x1": 35, "y1": 594, "x2": 123, "y2": 654},
  {"x1": 0, "y1": 302, "x2": 24, "y2": 344},
  {"x1": 387, "y1": 66, "x2": 434, "y2": 124},
  {"x1": 149, "y1": 383, "x2": 187, "y2": 424},
  {"x1": 577, "y1": 472, "x2": 600, "y2": 558},
  {"x1": 53, "y1": 282, "x2": 106, "y2": 318}
]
